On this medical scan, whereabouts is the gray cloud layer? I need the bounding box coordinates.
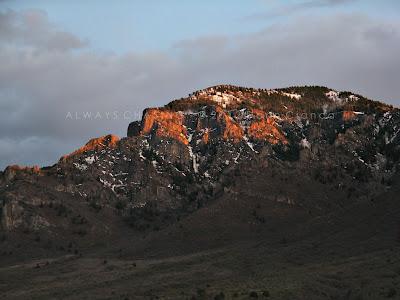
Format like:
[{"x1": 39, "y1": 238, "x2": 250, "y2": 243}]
[
  {"x1": 244, "y1": 0, "x2": 357, "y2": 20},
  {"x1": 0, "y1": 9, "x2": 87, "y2": 51},
  {"x1": 0, "y1": 9, "x2": 399, "y2": 169}
]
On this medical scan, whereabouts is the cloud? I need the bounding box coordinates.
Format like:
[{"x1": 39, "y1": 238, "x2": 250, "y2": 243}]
[
  {"x1": 0, "y1": 10, "x2": 399, "y2": 169},
  {"x1": 0, "y1": 9, "x2": 88, "y2": 51},
  {"x1": 287, "y1": 0, "x2": 356, "y2": 10},
  {"x1": 298, "y1": 0, "x2": 356, "y2": 8},
  {"x1": 245, "y1": 0, "x2": 357, "y2": 20}
]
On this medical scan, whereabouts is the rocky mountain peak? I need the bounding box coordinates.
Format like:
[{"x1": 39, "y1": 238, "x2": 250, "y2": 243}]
[
  {"x1": 60, "y1": 134, "x2": 120, "y2": 162},
  {"x1": 1, "y1": 85, "x2": 399, "y2": 246},
  {"x1": 126, "y1": 85, "x2": 393, "y2": 149}
]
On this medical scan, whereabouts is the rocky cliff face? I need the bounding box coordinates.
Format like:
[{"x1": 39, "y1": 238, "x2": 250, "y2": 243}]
[
  {"x1": 0, "y1": 85, "x2": 399, "y2": 252},
  {"x1": 60, "y1": 134, "x2": 120, "y2": 161}
]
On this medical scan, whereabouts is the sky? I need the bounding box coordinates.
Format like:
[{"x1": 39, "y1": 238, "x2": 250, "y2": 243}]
[{"x1": 0, "y1": 0, "x2": 399, "y2": 169}]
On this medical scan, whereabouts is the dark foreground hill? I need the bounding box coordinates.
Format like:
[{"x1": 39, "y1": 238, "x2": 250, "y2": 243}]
[{"x1": 0, "y1": 85, "x2": 399, "y2": 299}]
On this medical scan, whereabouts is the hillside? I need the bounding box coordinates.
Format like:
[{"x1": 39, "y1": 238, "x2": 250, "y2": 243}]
[{"x1": 0, "y1": 85, "x2": 399, "y2": 299}]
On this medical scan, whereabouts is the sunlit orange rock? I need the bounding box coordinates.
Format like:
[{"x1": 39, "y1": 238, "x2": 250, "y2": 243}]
[
  {"x1": 215, "y1": 107, "x2": 244, "y2": 142},
  {"x1": 202, "y1": 129, "x2": 210, "y2": 144},
  {"x1": 139, "y1": 106, "x2": 288, "y2": 146},
  {"x1": 61, "y1": 134, "x2": 120, "y2": 160},
  {"x1": 141, "y1": 109, "x2": 188, "y2": 145},
  {"x1": 250, "y1": 108, "x2": 266, "y2": 119},
  {"x1": 248, "y1": 118, "x2": 288, "y2": 144},
  {"x1": 247, "y1": 109, "x2": 288, "y2": 144},
  {"x1": 342, "y1": 111, "x2": 356, "y2": 121}
]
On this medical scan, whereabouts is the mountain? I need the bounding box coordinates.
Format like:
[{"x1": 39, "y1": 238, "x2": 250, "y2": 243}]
[{"x1": 1, "y1": 85, "x2": 400, "y2": 299}]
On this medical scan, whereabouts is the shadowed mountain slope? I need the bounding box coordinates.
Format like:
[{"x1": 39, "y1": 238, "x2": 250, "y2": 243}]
[{"x1": 0, "y1": 85, "x2": 399, "y2": 299}]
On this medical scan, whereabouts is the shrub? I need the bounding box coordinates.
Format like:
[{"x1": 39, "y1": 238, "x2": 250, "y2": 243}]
[
  {"x1": 214, "y1": 292, "x2": 225, "y2": 300},
  {"x1": 249, "y1": 291, "x2": 258, "y2": 298},
  {"x1": 386, "y1": 288, "x2": 396, "y2": 298},
  {"x1": 262, "y1": 290, "x2": 270, "y2": 297},
  {"x1": 115, "y1": 200, "x2": 126, "y2": 210},
  {"x1": 196, "y1": 288, "x2": 206, "y2": 297},
  {"x1": 89, "y1": 200, "x2": 102, "y2": 211}
]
